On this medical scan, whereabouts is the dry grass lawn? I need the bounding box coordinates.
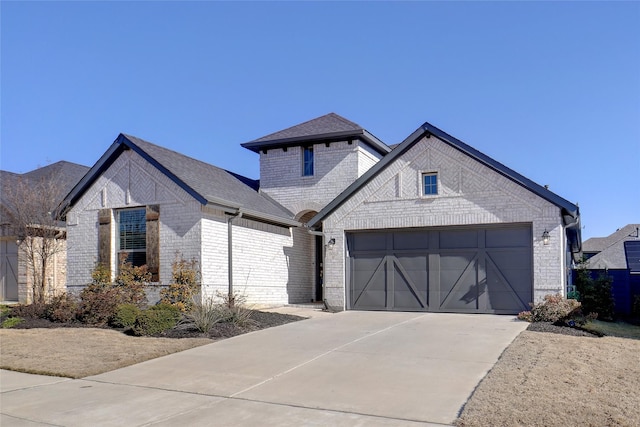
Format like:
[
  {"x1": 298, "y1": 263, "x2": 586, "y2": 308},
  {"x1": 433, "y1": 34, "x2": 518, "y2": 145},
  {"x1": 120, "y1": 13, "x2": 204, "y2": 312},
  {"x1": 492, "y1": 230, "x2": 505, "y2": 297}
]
[
  {"x1": 0, "y1": 328, "x2": 211, "y2": 378},
  {"x1": 456, "y1": 331, "x2": 640, "y2": 427}
]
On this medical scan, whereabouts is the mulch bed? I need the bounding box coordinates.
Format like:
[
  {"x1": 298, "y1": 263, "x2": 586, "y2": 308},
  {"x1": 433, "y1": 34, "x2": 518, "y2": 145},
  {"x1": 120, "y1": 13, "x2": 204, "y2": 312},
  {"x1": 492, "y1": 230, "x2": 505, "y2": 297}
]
[
  {"x1": 6, "y1": 310, "x2": 307, "y2": 339},
  {"x1": 526, "y1": 321, "x2": 599, "y2": 337}
]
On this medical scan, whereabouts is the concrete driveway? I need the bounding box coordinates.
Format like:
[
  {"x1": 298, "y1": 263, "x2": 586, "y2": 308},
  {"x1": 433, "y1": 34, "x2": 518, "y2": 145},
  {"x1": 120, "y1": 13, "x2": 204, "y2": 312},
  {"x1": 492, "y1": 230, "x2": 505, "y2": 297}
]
[{"x1": 1, "y1": 310, "x2": 527, "y2": 426}]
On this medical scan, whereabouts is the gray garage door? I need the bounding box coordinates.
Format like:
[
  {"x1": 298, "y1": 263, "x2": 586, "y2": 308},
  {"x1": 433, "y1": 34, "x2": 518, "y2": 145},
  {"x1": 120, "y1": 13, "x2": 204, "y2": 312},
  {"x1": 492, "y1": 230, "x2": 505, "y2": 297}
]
[{"x1": 347, "y1": 225, "x2": 532, "y2": 314}]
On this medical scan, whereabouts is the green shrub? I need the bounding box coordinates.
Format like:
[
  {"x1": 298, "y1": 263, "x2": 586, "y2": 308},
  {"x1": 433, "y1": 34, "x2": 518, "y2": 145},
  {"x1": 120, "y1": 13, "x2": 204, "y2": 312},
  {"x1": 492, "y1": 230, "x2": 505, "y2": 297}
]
[
  {"x1": 111, "y1": 304, "x2": 142, "y2": 329},
  {"x1": 44, "y1": 293, "x2": 79, "y2": 323},
  {"x1": 574, "y1": 260, "x2": 615, "y2": 321},
  {"x1": 132, "y1": 304, "x2": 181, "y2": 336},
  {"x1": 577, "y1": 273, "x2": 614, "y2": 321},
  {"x1": 160, "y1": 256, "x2": 200, "y2": 312},
  {"x1": 1, "y1": 317, "x2": 23, "y2": 328},
  {"x1": 523, "y1": 294, "x2": 583, "y2": 323}
]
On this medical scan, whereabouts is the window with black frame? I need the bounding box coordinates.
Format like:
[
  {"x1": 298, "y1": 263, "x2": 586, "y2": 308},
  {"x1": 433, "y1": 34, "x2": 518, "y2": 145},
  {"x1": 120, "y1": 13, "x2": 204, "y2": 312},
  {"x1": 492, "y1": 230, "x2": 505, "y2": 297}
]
[
  {"x1": 118, "y1": 208, "x2": 146, "y2": 268},
  {"x1": 302, "y1": 146, "x2": 314, "y2": 176}
]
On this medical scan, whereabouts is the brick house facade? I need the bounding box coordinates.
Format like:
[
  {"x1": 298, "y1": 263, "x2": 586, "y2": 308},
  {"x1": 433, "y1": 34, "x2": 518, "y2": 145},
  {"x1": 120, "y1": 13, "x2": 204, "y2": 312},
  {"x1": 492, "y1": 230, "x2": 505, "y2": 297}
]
[{"x1": 61, "y1": 114, "x2": 581, "y2": 313}]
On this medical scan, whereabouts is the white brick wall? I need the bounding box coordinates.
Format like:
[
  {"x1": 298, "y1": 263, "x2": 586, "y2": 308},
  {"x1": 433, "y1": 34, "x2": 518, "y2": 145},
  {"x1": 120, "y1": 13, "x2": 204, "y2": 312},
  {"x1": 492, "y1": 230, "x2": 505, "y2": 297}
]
[
  {"x1": 67, "y1": 149, "x2": 309, "y2": 307},
  {"x1": 67, "y1": 150, "x2": 202, "y2": 293},
  {"x1": 322, "y1": 136, "x2": 568, "y2": 309},
  {"x1": 259, "y1": 140, "x2": 382, "y2": 215},
  {"x1": 200, "y1": 211, "x2": 310, "y2": 305}
]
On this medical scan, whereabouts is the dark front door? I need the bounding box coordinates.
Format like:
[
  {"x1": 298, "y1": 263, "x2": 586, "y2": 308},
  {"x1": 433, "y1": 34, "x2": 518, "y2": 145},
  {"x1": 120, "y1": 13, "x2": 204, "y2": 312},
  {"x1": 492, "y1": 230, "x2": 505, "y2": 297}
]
[{"x1": 315, "y1": 236, "x2": 323, "y2": 301}]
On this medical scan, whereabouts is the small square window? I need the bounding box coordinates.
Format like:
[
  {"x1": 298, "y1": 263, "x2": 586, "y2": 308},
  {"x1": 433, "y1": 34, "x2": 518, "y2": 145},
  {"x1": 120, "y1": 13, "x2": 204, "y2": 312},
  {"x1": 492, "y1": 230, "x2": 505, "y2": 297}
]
[
  {"x1": 302, "y1": 146, "x2": 314, "y2": 176},
  {"x1": 422, "y1": 173, "x2": 438, "y2": 195}
]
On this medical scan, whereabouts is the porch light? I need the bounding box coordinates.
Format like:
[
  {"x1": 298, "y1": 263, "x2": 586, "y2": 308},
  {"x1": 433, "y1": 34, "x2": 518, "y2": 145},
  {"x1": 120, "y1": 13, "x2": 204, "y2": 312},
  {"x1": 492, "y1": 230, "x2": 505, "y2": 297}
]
[
  {"x1": 326, "y1": 238, "x2": 336, "y2": 249},
  {"x1": 542, "y1": 230, "x2": 550, "y2": 245}
]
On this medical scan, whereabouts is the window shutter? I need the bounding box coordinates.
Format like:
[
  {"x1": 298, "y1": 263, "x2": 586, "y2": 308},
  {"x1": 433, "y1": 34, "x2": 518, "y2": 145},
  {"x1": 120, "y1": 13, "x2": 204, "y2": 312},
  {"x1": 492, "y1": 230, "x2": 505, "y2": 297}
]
[
  {"x1": 146, "y1": 205, "x2": 160, "y2": 282},
  {"x1": 98, "y1": 209, "x2": 111, "y2": 271}
]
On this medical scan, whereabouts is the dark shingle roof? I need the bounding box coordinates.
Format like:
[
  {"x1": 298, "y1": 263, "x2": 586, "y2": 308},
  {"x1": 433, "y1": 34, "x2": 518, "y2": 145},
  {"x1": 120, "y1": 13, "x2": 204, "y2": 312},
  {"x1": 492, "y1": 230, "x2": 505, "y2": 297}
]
[
  {"x1": 583, "y1": 224, "x2": 640, "y2": 253},
  {"x1": 242, "y1": 113, "x2": 391, "y2": 156},
  {"x1": 60, "y1": 134, "x2": 296, "y2": 226},
  {"x1": 252, "y1": 113, "x2": 363, "y2": 142},
  {"x1": 1, "y1": 161, "x2": 89, "y2": 210},
  {"x1": 584, "y1": 224, "x2": 640, "y2": 269}
]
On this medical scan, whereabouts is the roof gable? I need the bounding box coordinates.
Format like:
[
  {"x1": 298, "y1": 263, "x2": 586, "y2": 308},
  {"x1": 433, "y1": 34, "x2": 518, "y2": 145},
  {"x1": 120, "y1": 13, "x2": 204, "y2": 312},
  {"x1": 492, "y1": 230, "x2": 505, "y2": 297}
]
[
  {"x1": 308, "y1": 121, "x2": 582, "y2": 256},
  {"x1": 60, "y1": 134, "x2": 297, "y2": 226},
  {"x1": 241, "y1": 113, "x2": 391, "y2": 156}
]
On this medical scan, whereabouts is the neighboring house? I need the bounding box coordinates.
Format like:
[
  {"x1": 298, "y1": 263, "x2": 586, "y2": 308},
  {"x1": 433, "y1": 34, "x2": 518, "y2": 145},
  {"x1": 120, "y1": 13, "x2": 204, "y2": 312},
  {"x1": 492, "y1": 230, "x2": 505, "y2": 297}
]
[
  {"x1": 60, "y1": 113, "x2": 582, "y2": 314},
  {"x1": 579, "y1": 224, "x2": 640, "y2": 314},
  {"x1": 0, "y1": 162, "x2": 89, "y2": 303},
  {"x1": 582, "y1": 224, "x2": 640, "y2": 270}
]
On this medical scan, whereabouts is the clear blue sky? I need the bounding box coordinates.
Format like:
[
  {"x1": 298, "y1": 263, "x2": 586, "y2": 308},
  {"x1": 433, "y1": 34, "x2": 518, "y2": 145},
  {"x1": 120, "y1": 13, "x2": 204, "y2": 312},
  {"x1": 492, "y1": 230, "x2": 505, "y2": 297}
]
[{"x1": 1, "y1": 1, "x2": 638, "y2": 240}]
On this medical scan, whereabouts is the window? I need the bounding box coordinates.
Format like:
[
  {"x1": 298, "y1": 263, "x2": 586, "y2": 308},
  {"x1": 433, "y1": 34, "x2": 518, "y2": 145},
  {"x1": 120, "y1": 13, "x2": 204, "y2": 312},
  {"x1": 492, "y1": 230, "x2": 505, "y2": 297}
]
[
  {"x1": 422, "y1": 173, "x2": 438, "y2": 195},
  {"x1": 118, "y1": 208, "x2": 146, "y2": 267},
  {"x1": 302, "y1": 146, "x2": 314, "y2": 176}
]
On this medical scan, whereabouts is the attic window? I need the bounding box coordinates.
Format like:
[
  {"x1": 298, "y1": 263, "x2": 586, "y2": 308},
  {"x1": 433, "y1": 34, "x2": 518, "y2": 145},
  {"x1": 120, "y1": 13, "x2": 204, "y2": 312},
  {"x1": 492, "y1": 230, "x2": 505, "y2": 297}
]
[
  {"x1": 302, "y1": 146, "x2": 314, "y2": 176},
  {"x1": 422, "y1": 172, "x2": 438, "y2": 196}
]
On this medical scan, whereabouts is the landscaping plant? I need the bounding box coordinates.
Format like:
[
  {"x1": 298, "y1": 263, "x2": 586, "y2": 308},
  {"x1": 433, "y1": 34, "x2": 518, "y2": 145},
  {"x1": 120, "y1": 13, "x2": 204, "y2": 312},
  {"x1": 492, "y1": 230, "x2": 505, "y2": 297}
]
[
  {"x1": 573, "y1": 259, "x2": 615, "y2": 321},
  {"x1": 132, "y1": 304, "x2": 182, "y2": 336},
  {"x1": 159, "y1": 256, "x2": 200, "y2": 312},
  {"x1": 518, "y1": 293, "x2": 586, "y2": 324}
]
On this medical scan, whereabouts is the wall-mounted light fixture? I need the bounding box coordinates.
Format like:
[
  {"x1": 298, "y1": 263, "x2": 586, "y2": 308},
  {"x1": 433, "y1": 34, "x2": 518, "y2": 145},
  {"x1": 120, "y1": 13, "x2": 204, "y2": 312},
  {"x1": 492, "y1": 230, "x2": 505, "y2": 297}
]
[
  {"x1": 542, "y1": 229, "x2": 550, "y2": 245},
  {"x1": 326, "y1": 238, "x2": 336, "y2": 249}
]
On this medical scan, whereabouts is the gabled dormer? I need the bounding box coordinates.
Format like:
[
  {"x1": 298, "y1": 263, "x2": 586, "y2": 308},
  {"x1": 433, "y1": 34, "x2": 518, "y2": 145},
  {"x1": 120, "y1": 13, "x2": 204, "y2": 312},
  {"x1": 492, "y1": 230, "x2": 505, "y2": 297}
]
[{"x1": 242, "y1": 113, "x2": 391, "y2": 216}]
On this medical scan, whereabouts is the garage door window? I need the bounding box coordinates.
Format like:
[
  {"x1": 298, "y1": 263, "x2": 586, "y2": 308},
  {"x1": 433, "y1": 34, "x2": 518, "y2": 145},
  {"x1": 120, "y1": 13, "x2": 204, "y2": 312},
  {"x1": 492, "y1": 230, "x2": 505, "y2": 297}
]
[{"x1": 422, "y1": 172, "x2": 438, "y2": 195}]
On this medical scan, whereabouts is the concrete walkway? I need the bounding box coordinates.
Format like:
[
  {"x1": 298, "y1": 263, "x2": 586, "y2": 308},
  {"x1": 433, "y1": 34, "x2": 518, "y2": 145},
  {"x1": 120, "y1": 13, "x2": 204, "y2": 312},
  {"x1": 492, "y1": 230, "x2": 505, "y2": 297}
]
[{"x1": 1, "y1": 310, "x2": 527, "y2": 426}]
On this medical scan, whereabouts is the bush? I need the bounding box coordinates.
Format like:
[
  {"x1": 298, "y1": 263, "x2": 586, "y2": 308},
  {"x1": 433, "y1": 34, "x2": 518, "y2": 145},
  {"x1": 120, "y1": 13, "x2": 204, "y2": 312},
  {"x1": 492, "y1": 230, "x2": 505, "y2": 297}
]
[
  {"x1": 111, "y1": 304, "x2": 141, "y2": 329},
  {"x1": 44, "y1": 293, "x2": 79, "y2": 323},
  {"x1": 574, "y1": 260, "x2": 615, "y2": 321},
  {"x1": 522, "y1": 294, "x2": 583, "y2": 323},
  {"x1": 91, "y1": 262, "x2": 111, "y2": 285},
  {"x1": 11, "y1": 303, "x2": 47, "y2": 319},
  {"x1": 132, "y1": 304, "x2": 182, "y2": 336},
  {"x1": 78, "y1": 261, "x2": 151, "y2": 326},
  {"x1": 115, "y1": 255, "x2": 150, "y2": 308},
  {"x1": 160, "y1": 256, "x2": 200, "y2": 312},
  {"x1": 78, "y1": 283, "x2": 122, "y2": 326}
]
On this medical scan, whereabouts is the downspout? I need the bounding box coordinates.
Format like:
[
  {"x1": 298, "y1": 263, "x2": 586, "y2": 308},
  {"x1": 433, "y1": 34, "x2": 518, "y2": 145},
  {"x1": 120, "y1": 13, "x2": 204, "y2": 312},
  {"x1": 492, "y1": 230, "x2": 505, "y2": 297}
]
[{"x1": 227, "y1": 211, "x2": 243, "y2": 307}]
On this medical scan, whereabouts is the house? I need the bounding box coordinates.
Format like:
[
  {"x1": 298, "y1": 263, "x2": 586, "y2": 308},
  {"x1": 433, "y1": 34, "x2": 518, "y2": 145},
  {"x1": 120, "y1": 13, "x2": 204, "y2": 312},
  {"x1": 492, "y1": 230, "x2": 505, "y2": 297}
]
[
  {"x1": 579, "y1": 224, "x2": 640, "y2": 314},
  {"x1": 1, "y1": 161, "x2": 89, "y2": 303},
  {"x1": 60, "y1": 113, "x2": 582, "y2": 314},
  {"x1": 582, "y1": 224, "x2": 640, "y2": 269}
]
